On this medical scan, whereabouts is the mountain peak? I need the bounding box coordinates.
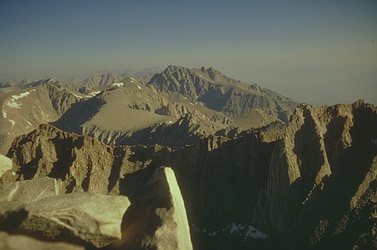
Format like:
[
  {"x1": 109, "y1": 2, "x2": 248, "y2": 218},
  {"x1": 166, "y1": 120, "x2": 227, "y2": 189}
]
[{"x1": 147, "y1": 65, "x2": 298, "y2": 122}]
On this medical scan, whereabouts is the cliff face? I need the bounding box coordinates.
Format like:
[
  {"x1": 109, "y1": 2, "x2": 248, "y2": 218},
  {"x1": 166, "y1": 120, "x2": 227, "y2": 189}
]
[
  {"x1": 2, "y1": 101, "x2": 377, "y2": 249},
  {"x1": 251, "y1": 100, "x2": 377, "y2": 248}
]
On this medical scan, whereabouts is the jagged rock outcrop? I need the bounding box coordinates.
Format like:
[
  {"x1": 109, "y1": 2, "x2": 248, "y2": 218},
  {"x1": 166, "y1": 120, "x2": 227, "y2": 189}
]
[
  {"x1": 113, "y1": 167, "x2": 192, "y2": 249},
  {"x1": 1, "y1": 124, "x2": 165, "y2": 194}
]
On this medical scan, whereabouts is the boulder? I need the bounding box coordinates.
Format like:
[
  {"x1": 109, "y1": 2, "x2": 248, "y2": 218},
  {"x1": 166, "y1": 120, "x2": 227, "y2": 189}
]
[{"x1": 0, "y1": 191, "x2": 130, "y2": 248}]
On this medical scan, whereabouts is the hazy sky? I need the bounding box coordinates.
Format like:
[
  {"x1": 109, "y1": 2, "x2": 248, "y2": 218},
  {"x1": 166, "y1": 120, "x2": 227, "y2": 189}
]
[{"x1": 1, "y1": 0, "x2": 376, "y2": 105}]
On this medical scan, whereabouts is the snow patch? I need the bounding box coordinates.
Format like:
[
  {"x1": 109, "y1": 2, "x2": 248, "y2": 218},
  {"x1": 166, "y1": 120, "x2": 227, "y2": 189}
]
[
  {"x1": 6, "y1": 90, "x2": 35, "y2": 109},
  {"x1": 112, "y1": 82, "x2": 124, "y2": 87},
  {"x1": 244, "y1": 225, "x2": 269, "y2": 239},
  {"x1": 2, "y1": 109, "x2": 7, "y2": 118},
  {"x1": 12, "y1": 90, "x2": 33, "y2": 100},
  {"x1": 230, "y1": 223, "x2": 245, "y2": 233},
  {"x1": 89, "y1": 91, "x2": 101, "y2": 97},
  {"x1": 192, "y1": 222, "x2": 269, "y2": 240},
  {"x1": 71, "y1": 92, "x2": 83, "y2": 98},
  {"x1": 208, "y1": 231, "x2": 218, "y2": 237},
  {"x1": 7, "y1": 100, "x2": 21, "y2": 109},
  {"x1": 9, "y1": 119, "x2": 15, "y2": 126},
  {"x1": 137, "y1": 85, "x2": 143, "y2": 90},
  {"x1": 229, "y1": 223, "x2": 268, "y2": 239}
]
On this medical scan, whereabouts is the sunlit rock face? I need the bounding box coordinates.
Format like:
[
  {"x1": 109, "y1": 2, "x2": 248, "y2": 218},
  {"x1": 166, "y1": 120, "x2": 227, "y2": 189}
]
[{"x1": 112, "y1": 167, "x2": 192, "y2": 250}]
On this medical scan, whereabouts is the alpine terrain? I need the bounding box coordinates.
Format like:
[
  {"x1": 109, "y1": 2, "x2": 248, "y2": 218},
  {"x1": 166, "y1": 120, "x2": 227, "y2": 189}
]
[{"x1": 1, "y1": 66, "x2": 376, "y2": 249}]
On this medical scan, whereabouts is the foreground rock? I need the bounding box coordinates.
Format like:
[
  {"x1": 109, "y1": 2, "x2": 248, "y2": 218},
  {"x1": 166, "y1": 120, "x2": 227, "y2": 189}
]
[
  {"x1": 112, "y1": 167, "x2": 192, "y2": 250},
  {"x1": 0, "y1": 190, "x2": 130, "y2": 248},
  {"x1": 0, "y1": 177, "x2": 61, "y2": 218}
]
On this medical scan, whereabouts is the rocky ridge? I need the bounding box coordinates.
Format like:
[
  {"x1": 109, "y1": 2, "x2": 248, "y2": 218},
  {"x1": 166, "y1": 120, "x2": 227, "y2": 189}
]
[{"x1": 1, "y1": 101, "x2": 376, "y2": 248}]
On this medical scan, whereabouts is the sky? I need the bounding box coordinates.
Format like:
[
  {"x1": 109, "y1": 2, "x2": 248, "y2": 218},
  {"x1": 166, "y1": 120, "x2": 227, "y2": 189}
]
[{"x1": 0, "y1": 0, "x2": 376, "y2": 105}]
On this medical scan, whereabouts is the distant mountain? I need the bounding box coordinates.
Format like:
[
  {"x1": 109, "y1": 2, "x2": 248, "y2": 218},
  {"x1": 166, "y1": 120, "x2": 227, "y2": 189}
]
[
  {"x1": 50, "y1": 66, "x2": 294, "y2": 149},
  {"x1": 148, "y1": 65, "x2": 297, "y2": 122},
  {"x1": 65, "y1": 73, "x2": 124, "y2": 94}
]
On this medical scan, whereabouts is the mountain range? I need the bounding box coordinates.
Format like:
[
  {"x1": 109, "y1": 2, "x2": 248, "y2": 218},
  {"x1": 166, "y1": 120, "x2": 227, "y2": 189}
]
[{"x1": 1, "y1": 66, "x2": 376, "y2": 249}]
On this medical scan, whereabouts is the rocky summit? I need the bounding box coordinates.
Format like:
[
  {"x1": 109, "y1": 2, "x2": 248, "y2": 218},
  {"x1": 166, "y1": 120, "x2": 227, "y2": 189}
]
[{"x1": 0, "y1": 66, "x2": 377, "y2": 249}]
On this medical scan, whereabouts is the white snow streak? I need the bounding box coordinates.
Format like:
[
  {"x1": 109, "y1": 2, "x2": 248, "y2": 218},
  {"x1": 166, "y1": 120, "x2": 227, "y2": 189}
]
[
  {"x1": 9, "y1": 119, "x2": 15, "y2": 126},
  {"x1": 7, "y1": 100, "x2": 21, "y2": 109},
  {"x1": 71, "y1": 93, "x2": 83, "y2": 98},
  {"x1": 112, "y1": 82, "x2": 124, "y2": 87},
  {"x1": 89, "y1": 91, "x2": 101, "y2": 97},
  {"x1": 6, "y1": 90, "x2": 35, "y2": 109},
  {"x1": 12, "y1": 91, "x2": 33, "y2": 100}
]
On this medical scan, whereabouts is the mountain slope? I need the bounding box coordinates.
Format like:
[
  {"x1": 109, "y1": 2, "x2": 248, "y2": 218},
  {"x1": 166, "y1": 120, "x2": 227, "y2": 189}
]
[{"x1": 0, "y1": 81, "x2": 85, "y2": 154}]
